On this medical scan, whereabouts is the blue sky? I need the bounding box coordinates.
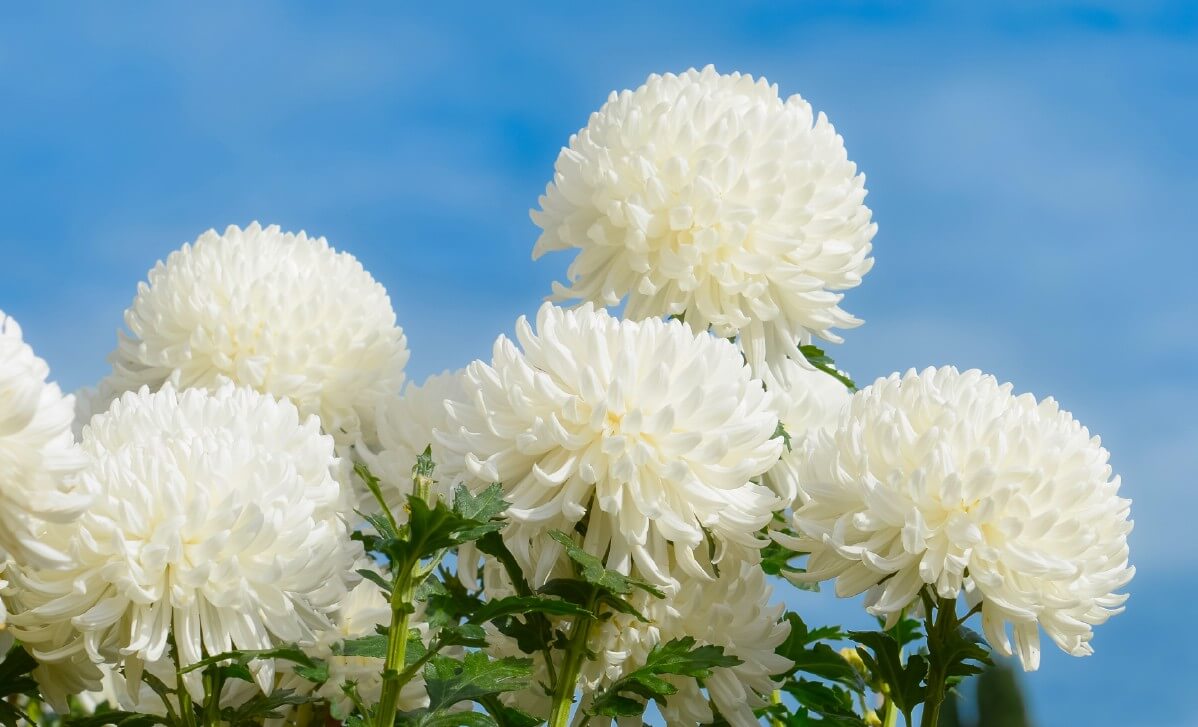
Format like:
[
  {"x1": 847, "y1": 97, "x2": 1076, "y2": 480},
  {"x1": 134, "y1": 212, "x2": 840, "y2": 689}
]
[{"x1": 1, "y1": 2, "x2": 1194, "y2": 724}]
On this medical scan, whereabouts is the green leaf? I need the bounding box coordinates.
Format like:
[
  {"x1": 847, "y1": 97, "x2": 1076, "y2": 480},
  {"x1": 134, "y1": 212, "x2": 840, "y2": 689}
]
[
  {"x1": 587, "y1": 637, "x2": 742, "y2": 719},
  {"x1": 423, "y1": 653, "x2": 534, "y2": 711},
  {"x1": 779, "y1": 680, "x2": 868, "y2": 727},
  {"x1": 774, "y1": 613, "x2": 862, "y2": 691},
  {"x1": 773, "y1": 421, "x2": 793, "y2": 452},
  {"x1": 436, "y1": 623, "x2": 488, "y2": 649},
  {"x1": 453, "y1": 483, "x2": 509, "y2": 522},
  {"x1": 291, "y1": 660, "x2": 330, "y2": 684},
  {"x1": 333, "y1": 634, "x2": 389, "y2": 658},
  {"x1": 178, "y1": 645, "x2": 319, "y2": 674},
  {"x1": 478, "y1": 695, "x2": 542, "y2": 727},
  {"x1": 0, "y1": 646, "x2": 39, "y2": 698},
  {"x1": 470, "y1": 595, "x2": 594, "y2": 624},
  {"x1": 880, "y1": 615, "x2": 923, "y2": 648},
  {"x1": 930, "y1": 624, "x2": 992, "y2": 687},
  {"x1": 221, "y1": 688, "x2": 310, "y2": 723},
  {"x1": 65, "y1": 711, "x2": 170, "y2": 727},
  {"x1": 399, "y1": 711, "x2": 499, "y2": 727},
  {"x1": 849, "y1": 630, "x2": 927, "y2": 724},
  {"x1": 358, "y1": 567, "x2": 395, "y2": 597},
  {"x1": 798, "y1": 344, "x2": 857, "y2": 391},
  {"x1": 760, "y1": 539, "x2": 804, "y2": 578},
  {"x1": 548, "y1": 530, "x2": 664, "y2": 598}
]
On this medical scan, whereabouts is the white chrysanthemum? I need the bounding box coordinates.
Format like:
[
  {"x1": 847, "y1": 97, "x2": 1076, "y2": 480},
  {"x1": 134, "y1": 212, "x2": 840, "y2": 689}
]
[
  {"x1": 439, "y1": 303, "x2": 783, "y2": 586},
  {"x1": 789, "y1": 367, "x2": 1134, "y2": 670},
  {"x1": 763, "y1": 358, "x2": 851, "y2": 503},
  {"x1": 0, "y1": 311, "x2": 88, "y2": 580},
  {"x1": 357, "y1": 370, "x2": 472, "y2": 517},
  {"x1": 280, "y1": 570, "x2": 429, "y2": 719},
  {"x1": 7, "y1": 384, "x2": 361, "y2": 700},
  {"x1": 98, "y1": 222, "x2": 409, "y2": 448},
  {"x1": 532, "y1": 65, "x2": 876, "y2": 379}
]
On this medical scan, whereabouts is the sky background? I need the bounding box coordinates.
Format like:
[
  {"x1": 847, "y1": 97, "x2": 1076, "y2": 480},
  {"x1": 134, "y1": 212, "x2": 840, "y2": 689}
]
[{"x1": 1, "y1": 2, "x2": 1194, "y2": 724}]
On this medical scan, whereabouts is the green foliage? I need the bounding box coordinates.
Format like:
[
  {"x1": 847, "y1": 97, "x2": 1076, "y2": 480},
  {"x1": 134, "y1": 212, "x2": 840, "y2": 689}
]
[
  {"x1": 0, "y1": 645, "x2": 40, "y2": 725},
  {"x1": 849, "y1": 629, "x2": 928, "y2": 725},
  {"x1": 799, "y1": 344, "x2": 857, "y2": 390},
  {"x1": 547, "y1": 530, "x2": 664, "y2": 599},
  {"x1": 422, "y1": 653, "x2": 534, "y2": 712},
  {"x1": 586, "y1": 637, "x2": 741, "y2": 719}
]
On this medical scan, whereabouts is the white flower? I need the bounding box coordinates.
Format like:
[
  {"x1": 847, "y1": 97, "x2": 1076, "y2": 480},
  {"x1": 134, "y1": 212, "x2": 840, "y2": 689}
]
[
  {"x1": 0, "y1": 311, "x2": 88, "y2": 579},
  {"x1": 788, "y1": 367, "x2": 1134, "y2": 670},
  {"x1": 532, "y1": 65, "x2": 876, "y2": 380},
  {"x1": 439, "y1": 303, "x2": 783, "y2": 586},
  {"x1": 280, "y1": 570, "x2": 429, "y2": 719},
  {"x1": 98, "y1": 222, "x2": 409, "y2": 448},
  {"x1": 763, "y1": 358, "x2": 852, "y2": 503},
  {"x1": 7, "y1": 384, "x2": 361, "y2": 700},
  {"x1": 357, "y1": 370, "x2": 472, "y2": 517}
]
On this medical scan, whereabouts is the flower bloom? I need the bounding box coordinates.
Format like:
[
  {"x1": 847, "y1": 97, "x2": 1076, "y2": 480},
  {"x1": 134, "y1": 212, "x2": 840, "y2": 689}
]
[
  {"x1": 7, "y1": 385, "x2": 360, "y2": 701},
  {"x1": 97, "y1": 222, "x2": 409, "y2": 449},
  {"x1": 532, "y1": 65, "x2": 875, "y2": 380},
  {"x1": 439, "y1": 303, "x2": 783, "y2": 586},
  {"x1": 787, "y1": 367, "x2": 1134, "y2": 670},
  {"x1": 0, "y1": 311, "x2": 88, "y2": 617}
]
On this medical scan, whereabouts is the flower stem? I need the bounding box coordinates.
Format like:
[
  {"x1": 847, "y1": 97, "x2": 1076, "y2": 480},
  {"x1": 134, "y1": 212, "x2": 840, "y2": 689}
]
[
  {"x1": 546, "y1": 592, "x2": 598, "y2": 727},
  {"x1": 375, "y1": 566, "x2": 416, "y2": 727},
  {"x1": 177, "y1": 667, "x2": 198, "y2": 727},
  {"x1": 919, "y1": 596, "x2": 957, "y2": 727}
]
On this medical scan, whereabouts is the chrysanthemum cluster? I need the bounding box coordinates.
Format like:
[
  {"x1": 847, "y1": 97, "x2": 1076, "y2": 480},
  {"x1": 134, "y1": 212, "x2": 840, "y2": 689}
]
[
  {"x1": 532, "y1": 65, "x2": 876, "y2": 379},
  {"x1": 787, "y1": 367, "x2": 1134, "y2": 670},
  {"x1": 0, "y1": 62, "x2": 1135, "y2": 727}
]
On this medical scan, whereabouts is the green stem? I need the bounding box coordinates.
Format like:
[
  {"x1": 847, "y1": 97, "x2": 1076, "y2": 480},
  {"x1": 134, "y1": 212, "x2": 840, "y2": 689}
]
[
  {"x1": 882, "y1": 696, "x2": 900, "y2": 727},
  {"x1": 177, "y1": 668, "x2": 198, "y2": 727},
  {"x1": 201, "y1": 669, "x2": 222, "y2": 727},
  {"x1": 375, "y1": 566, "x2": 416, "y2": 727},
  {"x1": 769, "y1": 690, "x2": 785, "y2": 727},
  {"x1": 546, "y1": 593, "x2": 598, "y2": 727},
  {"x1": 919, "y1": 596, "x2": 956, "y2": 727}
]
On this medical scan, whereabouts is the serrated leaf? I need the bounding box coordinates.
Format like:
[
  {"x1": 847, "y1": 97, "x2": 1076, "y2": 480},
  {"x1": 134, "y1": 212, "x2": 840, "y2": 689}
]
[
  {"x1": 548, "y1": 531, "x2": 664, "y2": 598},
  {"x1": 587, "y1": 637, "x2": 742, "y2": 719},
  {"x1": 452, "y1": 483, "x2": 509, "y2": 522},
  {"x1": 65, "y1": 711, "x2": 170, "y2": 727},
  {"x1": 850, "y1": 630, "x2": 927, "y2": 724},
  {"x1": 423, "y1": 653, "x2": 533, "y2": 711}
]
